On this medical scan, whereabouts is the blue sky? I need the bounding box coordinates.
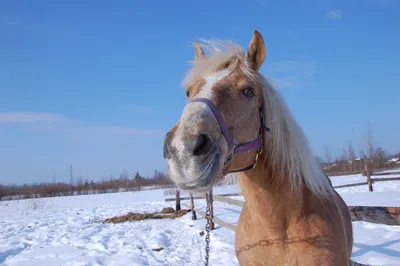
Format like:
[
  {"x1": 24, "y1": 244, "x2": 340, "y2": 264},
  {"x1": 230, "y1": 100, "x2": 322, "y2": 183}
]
[{"x1": 1, "y1": 0, "x2": 399, "y2": 184}]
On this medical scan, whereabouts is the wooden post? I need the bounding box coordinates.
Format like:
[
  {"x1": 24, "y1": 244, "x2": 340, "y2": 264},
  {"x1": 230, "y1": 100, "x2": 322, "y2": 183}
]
[
  {"x1": 175, "y1": 189, "x2": 181, "y2": 211},
  {"x1": 209, "y1": 189, "x2": 215, "y2": 230},
  {"x1": 189, "y1": 193, "x2": 197, "y2": 220},
  {"x1": 364, "y1": 157, "x2": 373, "y2": 192}
]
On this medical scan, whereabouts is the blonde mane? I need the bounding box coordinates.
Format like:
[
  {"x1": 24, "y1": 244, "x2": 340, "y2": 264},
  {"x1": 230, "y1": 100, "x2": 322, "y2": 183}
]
[
  {"x1": 182, "y1": 40, "x2": 258, "y2": 88},
  {"x1": 182, "y1": 40, "x2": 334, "y2": 199}
]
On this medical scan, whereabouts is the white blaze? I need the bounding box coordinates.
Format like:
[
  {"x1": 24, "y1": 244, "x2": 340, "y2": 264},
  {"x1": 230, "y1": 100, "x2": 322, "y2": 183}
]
[
  {"x1": 195, "y1": 69, "x2": 231, "y2": 100},
  {"x1": 173, "y1": 69, "x2": 232, "y2": 156},
  {"x1": 167, "y1": 69, "x2": 232, "y2": 183}
]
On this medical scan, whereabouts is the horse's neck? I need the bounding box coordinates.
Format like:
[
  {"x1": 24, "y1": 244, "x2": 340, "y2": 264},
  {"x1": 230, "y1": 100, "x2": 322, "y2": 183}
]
[{"x1": 237, "y1": 161, "x2": 305, "y2": 234}]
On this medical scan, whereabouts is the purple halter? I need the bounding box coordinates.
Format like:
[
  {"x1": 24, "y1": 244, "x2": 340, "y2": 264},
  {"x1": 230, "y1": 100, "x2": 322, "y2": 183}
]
[{"x1": 191, "y1": 98, "x2": 270, "y2": 173}]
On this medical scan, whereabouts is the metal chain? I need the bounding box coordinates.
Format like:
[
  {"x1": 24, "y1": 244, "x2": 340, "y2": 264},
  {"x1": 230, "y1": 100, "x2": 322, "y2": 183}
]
[
  {"x1": 235, "y1": 235, "x2": 329, "y2": 257},
  {"x1": 204, "y1": 192, "x2": 211, "y2": 266}
]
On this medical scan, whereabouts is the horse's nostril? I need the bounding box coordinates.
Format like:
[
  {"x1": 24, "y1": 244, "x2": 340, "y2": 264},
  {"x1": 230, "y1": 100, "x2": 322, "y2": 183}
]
[{"x1": 193, "y1": 134, "x2": 212, "y2": 156}]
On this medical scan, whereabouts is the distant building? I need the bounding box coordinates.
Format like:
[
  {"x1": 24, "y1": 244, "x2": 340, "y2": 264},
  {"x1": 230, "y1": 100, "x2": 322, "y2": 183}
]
[{"x1": 386, "y1": 157, "x2": 400, "y2": 165}]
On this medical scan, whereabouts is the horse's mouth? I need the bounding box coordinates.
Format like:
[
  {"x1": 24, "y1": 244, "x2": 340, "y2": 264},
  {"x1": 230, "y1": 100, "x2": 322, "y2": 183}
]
[{"x1": 176, "y1": 151, "x2": 220, "y2": 192}]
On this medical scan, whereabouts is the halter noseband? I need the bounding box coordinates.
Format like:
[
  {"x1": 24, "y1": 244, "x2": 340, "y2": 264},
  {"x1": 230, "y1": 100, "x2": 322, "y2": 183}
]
[{"x1": 191, "y1": 98, "x2": 270, "y2": 174}]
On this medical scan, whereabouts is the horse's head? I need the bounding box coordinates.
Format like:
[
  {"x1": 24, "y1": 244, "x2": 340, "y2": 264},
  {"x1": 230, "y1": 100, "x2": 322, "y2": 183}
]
[{"x1": 163, "y1": 30, "x2": 268, "y2": 193}]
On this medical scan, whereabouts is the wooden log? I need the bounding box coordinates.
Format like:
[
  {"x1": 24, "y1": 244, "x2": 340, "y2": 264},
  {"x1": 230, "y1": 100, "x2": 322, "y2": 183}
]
[
  {"x1": 372, "y1": 177, "x2": 400, "y2": 182},
  {"x1": 175, "y1": 190, "x2": 181, "y2": 211},
  {"x1": 350, "y1": 260, "x2": 368, "y2": 266},
  {"x1": 209, "y1": 190, "x2": 215, "y2": 230},
  {"x1": 348, "y1": 206, "x2": 400, "y2": 226},
  {"x1": 213, "y1": 195, "x2": 245, "y2": 207},
  {"x1": 182, "y1": 204, "x2": 400, "y2": 231},
  {"x1": 210, "y1": 192, "x2": 242, "y2": 197},
  {"x1": 326, "y1": 171, "x2": 362, "y2": 177},
  {"x1": 184, "y1": 198, "x2": 399, "y2": 230},
  {"x1": 189, "y1": 193, "x2": 197, "y2": 220},
  {"x1": 181, "y1": 202, "x2": 236, "y2": 231},
  {"x1": 165, "y1": 195, "x2": 205, "y2": 202},
  {"x1": 165, "y1": 192, "x2": 242, "y2": 202},
  {"x1": 333, "y1": 182, "x2": 368, "y2": 189},
  {"x1": 371, "y1": 171, "x2": 400, "y2": 176},
  {"x1": 365, "y1": 160, "x2": 373, "y2": 192}
]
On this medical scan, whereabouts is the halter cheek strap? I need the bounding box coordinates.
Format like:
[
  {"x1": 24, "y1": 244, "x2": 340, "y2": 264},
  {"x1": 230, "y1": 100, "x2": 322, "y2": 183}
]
[{"x1": 191, "y1": 98, "x2": 270, "y2": 174}]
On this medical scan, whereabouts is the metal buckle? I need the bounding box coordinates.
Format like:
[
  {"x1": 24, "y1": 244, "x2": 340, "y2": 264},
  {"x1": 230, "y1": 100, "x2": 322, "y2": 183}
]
[
  {"x1": 224, "y1": 144, "x2": 237, "y2": 165},
  {"x1": 223, "y1": 106, "x2": 266, "y2": 172},
  {"x1": 252, "y1": 142, "x2": 264, "y2": 169}
]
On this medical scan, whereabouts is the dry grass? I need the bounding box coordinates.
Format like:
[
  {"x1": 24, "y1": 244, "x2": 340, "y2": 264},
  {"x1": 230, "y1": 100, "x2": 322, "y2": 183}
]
[{"x1": 103, "y1": 207, "x2": 190, "y2": 224}]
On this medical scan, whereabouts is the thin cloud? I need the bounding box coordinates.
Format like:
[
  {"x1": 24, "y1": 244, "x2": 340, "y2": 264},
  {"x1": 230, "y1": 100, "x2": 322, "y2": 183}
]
[
  {"x1": 65, "y1": 125, "x2": 164, "y2": 138},
  {"x1": 268, "y1": 76, "x2": 304, "y2": 89},
  {"x1": 0, "y1": 15, "x2": 37, "y2": 31},
  {"x1": 326, "y1": 10, "x2": 343, "y2": 20},
  {"x1": 264, "y1": 60, "x2": 317, "y2": 89},
  {"x1": 286, "y1": 30, "x2": 295, "y2": 38},
  {"x1": 0, "y1": 111, "x2": 165, "y2": 136},
  {"x1": 380, "y1": 0, "x2": 394, "y2": 6},
  {"x1": 0, "y1": 112, "x2": 69, "y2": 124},
  {"x1": 267, "y1": 61, "x2": 316, "y2": 74},
  {"x1": 122, "y1": 103, "x2": 153, "y2": 113},
  {"x1": 254, "y1": 0, "x2": 267, "y2": 5}
]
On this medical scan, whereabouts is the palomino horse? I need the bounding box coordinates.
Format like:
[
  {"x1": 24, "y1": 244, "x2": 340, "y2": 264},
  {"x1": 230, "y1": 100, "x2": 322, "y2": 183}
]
[{"x1": 163, "y1": 30, "x2": 356, "y2": 265}]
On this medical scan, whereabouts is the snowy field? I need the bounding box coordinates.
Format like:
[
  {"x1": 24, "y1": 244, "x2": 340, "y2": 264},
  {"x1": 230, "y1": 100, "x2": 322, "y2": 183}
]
[{"x1": 1, "y1": 172, "x2": 399, "y2": 266}]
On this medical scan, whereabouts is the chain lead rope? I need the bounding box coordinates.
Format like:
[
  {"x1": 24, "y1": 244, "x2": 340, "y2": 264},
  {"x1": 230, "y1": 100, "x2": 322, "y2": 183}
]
[{"x1": 204, "y1": 192, "x2": 211, "y2": 266}]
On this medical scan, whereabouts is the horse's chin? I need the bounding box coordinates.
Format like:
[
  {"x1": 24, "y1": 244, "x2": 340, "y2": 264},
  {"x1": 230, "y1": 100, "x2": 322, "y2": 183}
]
[{"x1": 175, "y1": 152, "x2": 221, "y2": 193}]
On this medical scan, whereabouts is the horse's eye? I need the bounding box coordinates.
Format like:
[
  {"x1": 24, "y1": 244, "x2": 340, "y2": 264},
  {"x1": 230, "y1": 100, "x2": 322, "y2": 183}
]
[
  {"x1": 242, "y1": 87, "x2": 255, "y2": 98},
  {"x1": 186, "y1": 91, "x2": 190, "y2": 98}
]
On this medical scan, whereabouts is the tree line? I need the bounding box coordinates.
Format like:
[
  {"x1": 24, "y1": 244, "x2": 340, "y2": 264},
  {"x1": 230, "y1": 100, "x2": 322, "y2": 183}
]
[
  {"x1": 320, "y1": 123, "x2": 399, "y2": 174},
  {"x1": 0, "y1": 169, "x2": 174, "y2": 201},
  {"x1": 1, "y1": 123, "x2": 398, "y2": 201}
]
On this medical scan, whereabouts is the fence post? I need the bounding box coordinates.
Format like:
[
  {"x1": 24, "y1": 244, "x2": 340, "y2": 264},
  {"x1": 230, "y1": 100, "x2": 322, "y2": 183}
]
[
  {"x1": 209, "y1": 189, "x2": 215, "y2": 230},
  {"x1": 175, "y1": 189, "x2": 181, "y2": 211},
  {"x1": 364, "y1": 157, "x2": 373, "y2": 192},
  {"x1": 189, "y1": 193, "x2": 197, "y2": 220}
]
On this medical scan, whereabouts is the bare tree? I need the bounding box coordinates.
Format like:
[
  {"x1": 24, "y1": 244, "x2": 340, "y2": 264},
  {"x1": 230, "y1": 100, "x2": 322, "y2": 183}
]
[
  {"x1": 325, "y1": 146, "x2": 332, "y2": 170},
  {"x1": 69, "y1": 164, "x2": 74, "y2": 194},
  {"x1": 0, "y1": 168, "x2": 175, "y2": 201},
  {"x1": 366, "y1": 122, "x2": 374, "y2": 170},
  {"x1": 120, "y1": 169, "x2": 129, "y2": 181},
  {"x1": 375, "y1": 147, "x2": 386, "y2": 171},
  {"x1": 315, "y1": 156, "x2": 324, "y2": 165},
  {"x1": 341, "y1": 148, "x2": 348, "y2": 161},
  {"x1": 348, "y1": 141, "x2": 356, "y2": 172},
  {"x1": 75, "y1": 177, "x2": 84, "y2": 195},
  {"x1": 359, "y1": 149, "x2": 365, "y2": 158},
  {"x1": 340, "y1": 148, "x2": 349, "y2": 172}
]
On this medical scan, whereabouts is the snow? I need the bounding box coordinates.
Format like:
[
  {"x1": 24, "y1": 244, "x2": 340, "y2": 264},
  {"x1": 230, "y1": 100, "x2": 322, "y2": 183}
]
[
  {"x1": 1, "y1": 171, "x2": 399, "y2": 266},
  {"x1": 387, "y1": 158, "x2": 399, "y2": 164}
]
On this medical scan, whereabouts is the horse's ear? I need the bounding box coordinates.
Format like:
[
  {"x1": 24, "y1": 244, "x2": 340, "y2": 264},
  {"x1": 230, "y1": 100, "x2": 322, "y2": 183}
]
[
  {"x1": 194, "y1": 40, "x2": 205, "y2": 59},
  {"x1": 247, "y1": 30, "x2": 266, "y2": 70}
]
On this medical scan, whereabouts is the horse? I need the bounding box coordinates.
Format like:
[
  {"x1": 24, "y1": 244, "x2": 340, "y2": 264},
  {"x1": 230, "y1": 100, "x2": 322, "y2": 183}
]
[{"x1": 163, "y1": 30, "x2": 356, "y2": 265}]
